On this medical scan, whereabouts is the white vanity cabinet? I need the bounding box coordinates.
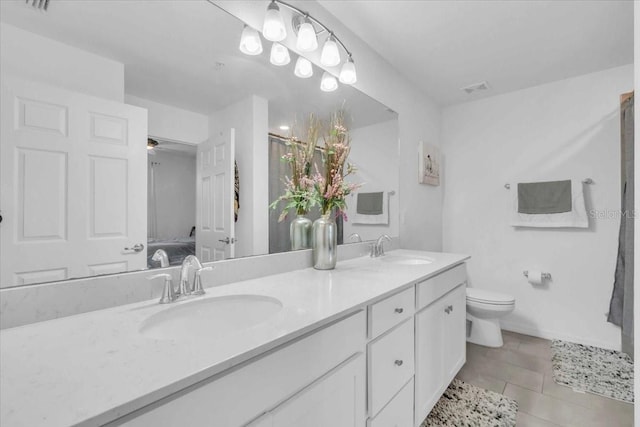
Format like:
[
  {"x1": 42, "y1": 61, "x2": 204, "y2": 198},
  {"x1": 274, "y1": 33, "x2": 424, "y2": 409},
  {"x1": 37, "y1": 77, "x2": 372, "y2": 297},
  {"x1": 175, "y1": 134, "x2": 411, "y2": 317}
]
[
  {"x1": 113, "y1": 263, "x2": 467, "y2": 427},
  {"x1": 118, "y1": 311, "x2": 367, "y2": 427},
  {"x1": 414, "y1": 265, "x2": 467, "y2": 426}
]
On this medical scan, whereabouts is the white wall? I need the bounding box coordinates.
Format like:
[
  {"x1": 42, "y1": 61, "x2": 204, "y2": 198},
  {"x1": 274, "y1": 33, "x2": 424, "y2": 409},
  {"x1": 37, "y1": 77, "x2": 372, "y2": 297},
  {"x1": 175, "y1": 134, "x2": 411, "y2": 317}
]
[
  {"x1": 125, "y1": 95, "x2": 209, "y2": 144},
  {"x1": 148, "y1": 150, "x2": 196, "y2": 240},
  {"x1": 0, "y1": 23, "x2": 124, "y2": 102},
  {"x1": 210, "y1": 95, "x2": 269, "y2": 258},
  {"x1": 215, "y1": 1, "x2": 444, "y2": 252},
  {"x1": 442, "y1": 65, "x2": 634, "y2": 349},
  {"x1": 344, "y1": 119, "x2": 400, "y2": 241}
]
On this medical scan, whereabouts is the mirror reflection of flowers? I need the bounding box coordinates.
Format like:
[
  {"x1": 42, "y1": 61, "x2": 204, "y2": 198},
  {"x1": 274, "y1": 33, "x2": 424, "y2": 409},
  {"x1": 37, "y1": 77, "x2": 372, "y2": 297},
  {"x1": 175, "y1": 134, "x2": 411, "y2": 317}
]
[
  {"x1": 270, "y1": 114, "x2": 321, "y2": 222},
  {"x1": 312, "y1": 110, "x2": 361, "y2": 220}
]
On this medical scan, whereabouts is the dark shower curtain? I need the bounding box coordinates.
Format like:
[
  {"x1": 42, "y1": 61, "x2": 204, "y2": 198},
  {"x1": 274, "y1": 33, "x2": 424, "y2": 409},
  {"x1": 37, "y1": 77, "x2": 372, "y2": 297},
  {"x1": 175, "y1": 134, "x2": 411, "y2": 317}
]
[{"x1": 608, "y1": 93, "x2": 634, "y2": 357}]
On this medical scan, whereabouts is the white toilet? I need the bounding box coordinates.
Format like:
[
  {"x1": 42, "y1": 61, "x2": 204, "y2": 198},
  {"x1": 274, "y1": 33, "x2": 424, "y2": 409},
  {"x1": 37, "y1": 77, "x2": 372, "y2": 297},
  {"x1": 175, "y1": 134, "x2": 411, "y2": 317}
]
[{"x1": 466, "y1": 288, "x2": 516, "y2": 347}]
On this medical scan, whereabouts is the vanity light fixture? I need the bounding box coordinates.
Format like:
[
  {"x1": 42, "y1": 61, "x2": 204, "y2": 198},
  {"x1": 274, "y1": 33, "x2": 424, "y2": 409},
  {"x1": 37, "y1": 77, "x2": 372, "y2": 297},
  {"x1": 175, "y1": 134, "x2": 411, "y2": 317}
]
[
  {"x1": 279, "y1": 125, "x2": 290, "y2": 131},
  {"x1": 262, "y1": 0, "x2": 286, "y2": 42},
  {"x1": 320, "y1": 72, "x2": 338, "y2": 92},
  {"x1": 294, "y1": 56, "x2": 313, "y2": 78},
  {"x1": 147, "y1": 138, "x2": 159, "y2": 150},
  {"x1": 320, "y1": 34, "x2": 340, "y2": 67},
  {"x1": 339, "y1": 56, "x2": 357, "y2": 84},
  {"x1": 239, "y1": 25, "x2": 263, "y2": 55},
  {"x1": 270, "y1": 42, "x2": 291, "y2": 66},
  {"x1": 296, "y1": 16, "x2": 318, "y2": 53},
  {"x1": 237, "y1": 1, "x2": 358, "y2": 91}
]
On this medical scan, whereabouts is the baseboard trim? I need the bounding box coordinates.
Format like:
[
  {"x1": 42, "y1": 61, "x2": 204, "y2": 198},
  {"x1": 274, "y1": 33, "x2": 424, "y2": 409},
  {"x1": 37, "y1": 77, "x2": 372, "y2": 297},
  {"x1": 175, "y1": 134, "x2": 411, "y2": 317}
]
[{"x1": 500, "y1": 321, "x2": 621, "y2": 351}]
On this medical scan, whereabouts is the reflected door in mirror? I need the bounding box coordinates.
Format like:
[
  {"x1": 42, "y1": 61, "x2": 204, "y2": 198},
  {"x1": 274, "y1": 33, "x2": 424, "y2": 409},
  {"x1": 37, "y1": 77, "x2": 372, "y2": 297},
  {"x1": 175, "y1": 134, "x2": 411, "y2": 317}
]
[
  {"x1": 196, "y1": 129, "x2": 235, "y2": 262},
  {"x1": 0, "y1": 78, "x2": 148, "y2": 287}
]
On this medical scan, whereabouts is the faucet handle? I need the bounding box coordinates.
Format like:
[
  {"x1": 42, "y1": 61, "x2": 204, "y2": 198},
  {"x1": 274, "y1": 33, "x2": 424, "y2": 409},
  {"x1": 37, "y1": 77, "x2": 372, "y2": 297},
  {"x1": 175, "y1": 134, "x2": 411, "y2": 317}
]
[
  {"x1": 147, "y1": 273, "x2": 176, "y2": 304},
  {"x1": 192, "y1": 267, "x2": 213, "y2": 296}
]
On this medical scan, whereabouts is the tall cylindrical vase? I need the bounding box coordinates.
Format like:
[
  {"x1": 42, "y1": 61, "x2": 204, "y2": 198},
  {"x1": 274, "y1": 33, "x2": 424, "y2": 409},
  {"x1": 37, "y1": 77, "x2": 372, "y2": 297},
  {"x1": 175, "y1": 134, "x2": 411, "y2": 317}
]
[
  {"x1": 290, "y1": 214, "x2": 312, "y2": 250},
  {"x1": 312, "y1": 214, "x2": 337, "y2": 270}
]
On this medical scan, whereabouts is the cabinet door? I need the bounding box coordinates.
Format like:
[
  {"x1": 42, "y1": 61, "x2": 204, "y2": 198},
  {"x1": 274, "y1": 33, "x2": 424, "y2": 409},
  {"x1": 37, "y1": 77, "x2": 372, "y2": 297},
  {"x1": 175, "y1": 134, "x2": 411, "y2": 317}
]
[
  {"x1": 414, "y1": 299, "x2": 445, "y2": 425},
  {"x1": 443, "y1": 285, "x2": 466, "y2": 382},
  {"x1": 269, "y1": 354, "x2": 366, "y2": 427}
]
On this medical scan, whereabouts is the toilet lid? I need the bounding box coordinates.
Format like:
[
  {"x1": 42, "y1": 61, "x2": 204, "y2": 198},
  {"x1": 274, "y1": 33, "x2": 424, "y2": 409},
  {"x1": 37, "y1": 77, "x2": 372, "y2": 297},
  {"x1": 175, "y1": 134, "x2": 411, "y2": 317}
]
[{"x1": 466, "y1": 288, "x2": 515, "y2": 305}]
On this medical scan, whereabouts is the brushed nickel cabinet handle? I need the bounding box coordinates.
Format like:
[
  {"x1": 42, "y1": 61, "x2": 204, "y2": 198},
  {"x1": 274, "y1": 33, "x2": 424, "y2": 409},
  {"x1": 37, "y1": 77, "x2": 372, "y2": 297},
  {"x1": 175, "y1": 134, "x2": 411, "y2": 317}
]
[
  {"x1": 394, "y1": 360, "x2": 403, "y2": 366},
  {"x1": 394, "y1": 308, "x2": 404, "y2": 314}
]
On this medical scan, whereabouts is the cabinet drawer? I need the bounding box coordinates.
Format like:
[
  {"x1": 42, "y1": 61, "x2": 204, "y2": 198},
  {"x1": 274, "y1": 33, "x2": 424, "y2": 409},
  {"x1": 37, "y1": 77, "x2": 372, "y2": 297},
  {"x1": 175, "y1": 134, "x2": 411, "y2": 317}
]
[
  {"x1": 417, "y1": 264, "x2": 467, "y2": 310},
  {"x1": 368, "y1": 319, "x2": 414, "y2": 416},
  {"x1": 367, "y1": 378, "x2": 414, "y2": 427},
  {"x1": 368, "y1": 286, "x2": 415, "y2": 339}
]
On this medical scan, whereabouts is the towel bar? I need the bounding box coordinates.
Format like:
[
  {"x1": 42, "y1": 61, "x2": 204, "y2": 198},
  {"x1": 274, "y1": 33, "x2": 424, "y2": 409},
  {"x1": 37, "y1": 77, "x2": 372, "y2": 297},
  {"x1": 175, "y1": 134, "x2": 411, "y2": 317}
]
[{"x1": 504, "y1": 178, "x2": 593, "y2": 189}]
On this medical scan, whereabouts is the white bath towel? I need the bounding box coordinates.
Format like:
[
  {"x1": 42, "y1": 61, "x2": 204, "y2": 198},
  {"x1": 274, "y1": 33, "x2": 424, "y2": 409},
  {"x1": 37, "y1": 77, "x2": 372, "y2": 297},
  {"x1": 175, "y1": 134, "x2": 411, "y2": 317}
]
[
  {"x1": 510, "y1": 179, "x2": 589, "y2": 228},
  {"x1": 353, "y1": 191, "x2": 389, "y2": 225}
]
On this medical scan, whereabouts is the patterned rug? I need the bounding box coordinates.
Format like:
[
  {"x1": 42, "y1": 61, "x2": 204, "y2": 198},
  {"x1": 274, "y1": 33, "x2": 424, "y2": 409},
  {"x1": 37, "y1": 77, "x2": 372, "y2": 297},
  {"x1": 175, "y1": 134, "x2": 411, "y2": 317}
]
[
  {"x1": 421, "y1": 379, "x2": 518, "y2": 427},
  {"x1": 551, "y1": 340, "x2": 634, "y2": 403}
]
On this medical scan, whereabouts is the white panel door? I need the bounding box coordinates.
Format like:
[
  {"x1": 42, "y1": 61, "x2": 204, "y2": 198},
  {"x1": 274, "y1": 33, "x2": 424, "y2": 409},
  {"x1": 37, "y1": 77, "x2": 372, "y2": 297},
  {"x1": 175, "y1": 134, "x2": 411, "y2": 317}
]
[
  {"x1": 196, "y1": 129, "x2": 235, "y2": 262},
  {"x1": 0, "y1": 77, "x2": 147, "y2": 287}
]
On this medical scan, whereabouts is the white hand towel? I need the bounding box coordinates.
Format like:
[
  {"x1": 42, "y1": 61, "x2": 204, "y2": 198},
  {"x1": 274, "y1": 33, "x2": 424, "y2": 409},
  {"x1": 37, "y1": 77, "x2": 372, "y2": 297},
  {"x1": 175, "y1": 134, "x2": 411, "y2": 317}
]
[
  {"x1": 353, "y1": 191, "x2": 389, "y2": 225},
  {"x1": 510, "y1": 179, "x2": 589, "y2": 228}
]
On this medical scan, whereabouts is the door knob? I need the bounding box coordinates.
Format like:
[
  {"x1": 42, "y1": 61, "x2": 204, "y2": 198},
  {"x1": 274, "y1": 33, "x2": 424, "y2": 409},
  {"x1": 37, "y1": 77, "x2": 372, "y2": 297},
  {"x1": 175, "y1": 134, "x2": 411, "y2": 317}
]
[
  {"x1": 394, "y1": 360, "x2": 404, "y2": 367},
  {"x1": 124, "y1": 243, "x2": 145, "y2": 253},
  {"x1": 218, "y1": 237, "x2": 230, "y2": 244},
  {"x1": 394, "y1": 308, "x2": 404, "y2": 314}
]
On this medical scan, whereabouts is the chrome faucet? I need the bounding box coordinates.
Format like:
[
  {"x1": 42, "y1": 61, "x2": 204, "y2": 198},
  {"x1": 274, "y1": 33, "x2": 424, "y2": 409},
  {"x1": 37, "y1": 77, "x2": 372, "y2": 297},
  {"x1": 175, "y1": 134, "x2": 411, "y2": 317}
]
[
  {"x1": 178, "y1": 255, "x2": 213, "y2": 297},
  {"x1": 147, "y1": 255, "x2": 213, "y2": 304},
  {"x1": 178, "y1": 255, "x2": 202, "y2": 296},
  {"x1": 370, "y1": 234, "x2": 392, "y2": 258},
  {"x1": 151, "y1": 249, "x2": 170, "y2": 268},
  {"x1": 347, "y1": 233, "x2": 362, "y2": 243},
  {"x1": 147, "y1": 273, "x2": 177, "y2": 304}
]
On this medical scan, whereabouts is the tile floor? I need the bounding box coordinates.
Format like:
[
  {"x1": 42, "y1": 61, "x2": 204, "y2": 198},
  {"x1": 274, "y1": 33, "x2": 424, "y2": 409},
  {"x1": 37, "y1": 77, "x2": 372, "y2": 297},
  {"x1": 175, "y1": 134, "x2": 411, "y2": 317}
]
[{"x1": 456, "y1": 331, "x2": 634, "y2": 427}]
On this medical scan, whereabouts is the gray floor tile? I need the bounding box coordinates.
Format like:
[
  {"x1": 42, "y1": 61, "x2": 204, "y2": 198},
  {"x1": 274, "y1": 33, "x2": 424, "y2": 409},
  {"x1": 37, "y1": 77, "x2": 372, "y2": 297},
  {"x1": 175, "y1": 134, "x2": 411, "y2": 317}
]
[
  {"x1": 456, "y1": 332, "x2": 633, "y2": 427},
  {"x1": 516, "y1": 411, "x2": 562, "y2": 427},
  {"x1": 504, "y1": 383, "x2": 596, "y2": 426},
  {"x1": 518, "y1": 340, "x2": 553, "y2": 360},
  {"x1": 456, "y1": 365, "x2": 507, "y2": 394},
  {"x1": 484, "y1": 347, "x2": 553, "y2": 374},
  {"x1": 466, "y1": 354, "x2": 544, "y2": 392}
]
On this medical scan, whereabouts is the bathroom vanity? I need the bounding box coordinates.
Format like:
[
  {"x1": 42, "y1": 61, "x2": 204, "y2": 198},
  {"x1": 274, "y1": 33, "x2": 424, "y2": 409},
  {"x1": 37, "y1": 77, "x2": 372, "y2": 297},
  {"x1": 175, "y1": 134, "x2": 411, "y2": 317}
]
[{"x1": 0, "y1": 250, "x2": 468, "y2": 427}]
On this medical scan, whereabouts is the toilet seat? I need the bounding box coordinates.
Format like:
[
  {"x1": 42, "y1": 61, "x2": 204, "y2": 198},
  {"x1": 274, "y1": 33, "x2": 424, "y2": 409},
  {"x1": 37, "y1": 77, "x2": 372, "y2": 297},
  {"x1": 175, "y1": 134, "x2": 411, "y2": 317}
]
[{"x1": 466, "y1": 288, "x2": 515, "y2": 306}]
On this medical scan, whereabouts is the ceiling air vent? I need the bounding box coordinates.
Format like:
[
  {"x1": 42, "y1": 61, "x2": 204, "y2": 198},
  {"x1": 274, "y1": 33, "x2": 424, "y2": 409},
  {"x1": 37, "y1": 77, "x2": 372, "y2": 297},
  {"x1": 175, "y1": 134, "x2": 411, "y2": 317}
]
[
  {"x1": 461, "y1": 81, "x2": 490, "y2": 94},
  {"x1": 26, "y1": 0, "x2": 51, "y2": 11}
]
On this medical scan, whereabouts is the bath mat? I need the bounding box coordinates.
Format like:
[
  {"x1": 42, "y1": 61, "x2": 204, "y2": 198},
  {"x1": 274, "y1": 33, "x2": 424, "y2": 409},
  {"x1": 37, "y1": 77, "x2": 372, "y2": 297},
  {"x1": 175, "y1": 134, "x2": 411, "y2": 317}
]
[
  {"x1": 551, "y1": 340, "x2": 634, "y2": 403},
  {"x1": 420, "y1": 379, "x2": 518, "y2": 427}
]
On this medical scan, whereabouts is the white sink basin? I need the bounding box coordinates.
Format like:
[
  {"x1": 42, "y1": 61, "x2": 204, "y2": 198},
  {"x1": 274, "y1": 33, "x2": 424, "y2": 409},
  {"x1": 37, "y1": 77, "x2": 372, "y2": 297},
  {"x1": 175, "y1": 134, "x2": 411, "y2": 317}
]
[
  {"x1": 380, "y1": 255, "x2": 434, "y2": 266},
  {"x1": 140, "y1": 295, "x2": 283, "y2": 341}
]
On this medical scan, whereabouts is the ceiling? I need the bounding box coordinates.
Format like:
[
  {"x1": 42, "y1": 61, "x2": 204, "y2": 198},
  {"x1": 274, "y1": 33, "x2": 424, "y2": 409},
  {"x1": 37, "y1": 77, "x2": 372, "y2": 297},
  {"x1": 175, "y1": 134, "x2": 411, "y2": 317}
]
[
  {"x1": 0, "y1": 0, "x2": 395, "y2": 132},
  {"x1": 319, "y1": 0, "x2": 634, "y2": 106}
]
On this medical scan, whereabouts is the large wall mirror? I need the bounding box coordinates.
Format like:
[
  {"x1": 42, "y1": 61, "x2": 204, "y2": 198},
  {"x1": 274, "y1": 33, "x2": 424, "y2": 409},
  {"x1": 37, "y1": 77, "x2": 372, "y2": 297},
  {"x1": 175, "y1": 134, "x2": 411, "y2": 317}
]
[{"x1": 0, "y1": 0, "x2": 399, "y2": 288}]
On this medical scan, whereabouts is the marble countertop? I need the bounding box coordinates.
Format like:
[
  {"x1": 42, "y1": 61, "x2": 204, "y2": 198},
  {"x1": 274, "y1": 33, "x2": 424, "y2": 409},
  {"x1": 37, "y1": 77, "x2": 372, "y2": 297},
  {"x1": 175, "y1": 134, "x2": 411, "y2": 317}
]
[{"x1": 0, "y1": 250, "x2": 469, "y2": 427}]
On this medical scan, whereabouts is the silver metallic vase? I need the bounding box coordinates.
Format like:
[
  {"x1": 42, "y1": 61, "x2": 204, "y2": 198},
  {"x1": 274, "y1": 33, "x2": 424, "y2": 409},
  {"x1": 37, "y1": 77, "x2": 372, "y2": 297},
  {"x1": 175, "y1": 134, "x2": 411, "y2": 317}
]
[
  {"x1": 312, "y1": 214, "x2": 337, "y2": 270},
  {"x1": 290, "y1": 214, "x2": 312, "y2": 250}
]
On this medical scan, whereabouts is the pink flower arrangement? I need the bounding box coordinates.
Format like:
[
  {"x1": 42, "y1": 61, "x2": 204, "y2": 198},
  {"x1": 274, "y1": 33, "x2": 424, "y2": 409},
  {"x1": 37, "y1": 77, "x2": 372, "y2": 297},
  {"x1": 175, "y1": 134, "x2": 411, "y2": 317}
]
[{"x1": 312, "y1": 110, "x2": 361, "y2": 218}]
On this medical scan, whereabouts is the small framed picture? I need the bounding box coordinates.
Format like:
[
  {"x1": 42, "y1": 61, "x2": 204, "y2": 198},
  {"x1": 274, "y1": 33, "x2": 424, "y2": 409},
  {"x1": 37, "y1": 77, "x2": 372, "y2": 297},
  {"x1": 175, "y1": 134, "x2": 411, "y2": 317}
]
[{"x1": 418, "y1": 142, "x2": 440, "y2": 186}]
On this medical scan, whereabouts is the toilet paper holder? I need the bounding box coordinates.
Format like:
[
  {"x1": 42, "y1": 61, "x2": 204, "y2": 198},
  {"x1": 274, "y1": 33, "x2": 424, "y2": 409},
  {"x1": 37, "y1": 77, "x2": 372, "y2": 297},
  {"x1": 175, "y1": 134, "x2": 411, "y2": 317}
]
[{"x1": 523, "y1": 270, "x2": 552, "y2": 281}]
